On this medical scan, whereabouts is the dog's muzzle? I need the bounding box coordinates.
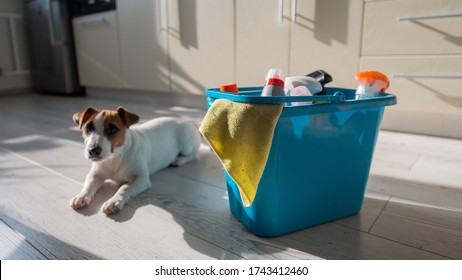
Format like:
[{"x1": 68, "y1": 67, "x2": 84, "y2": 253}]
[{"x1": 88, "y1": 146, "x2": 102, "y2": 161}]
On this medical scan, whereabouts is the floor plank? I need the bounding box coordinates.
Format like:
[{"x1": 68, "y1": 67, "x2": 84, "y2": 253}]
[
  {"x1": 370, "y1": 197, "x2": 462, "y2": 259},
  {"x1": 0, "y1": 218, "x2": 46, "y2": 260},
  {"x1": 369, "y1": 130, "x2": 462, "y2": 210},
  {"x1": 371, "y1": 131, "x2": 462, "y2": 190},
  {"x1": 270, "y1": 222, "x2": 448, "y2": 260},
  {"x1": 334, "y1": 191, "x2": 390, "y2": 233},
  {"x1": 367, "y1": 174, "x2": 462, "y2": 211}
]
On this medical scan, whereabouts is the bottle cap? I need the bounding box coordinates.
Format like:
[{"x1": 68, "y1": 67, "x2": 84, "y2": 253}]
[
  {"x1": 306, "y1": 69, "x2": 333, "y2": 85},
  {"x1": 220, "y1": 83, "x2": 239, "y2": 94},
  {"x1": 264, "y1": 68, "x2": 285, "y2": 87},
  {"x1": 265, "y1": 78, "x2": 285, "y2": 87}
]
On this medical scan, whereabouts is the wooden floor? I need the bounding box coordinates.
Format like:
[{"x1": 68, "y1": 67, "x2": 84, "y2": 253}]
[{"x1": 1, "y1": 89, "x2": 461, "y2": 260}]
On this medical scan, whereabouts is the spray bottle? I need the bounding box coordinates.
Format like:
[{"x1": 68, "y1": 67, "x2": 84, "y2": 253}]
[
  {"x1": 306, "y1": 69, "x2": 333, "y2": 95},
  {"x1": 355, "y1": 71, "x2": 389, "y2": 100},
  {"x1": 261, "y1": 68, "x2": 286, "y2": 97}
]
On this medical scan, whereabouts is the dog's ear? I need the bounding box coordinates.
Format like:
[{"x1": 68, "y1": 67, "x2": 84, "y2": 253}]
[
  {"x1": 73, "y1": 107, "x2": 98, "y2": 130},
  {"x1": 116, "y1": 106, "x2": 139, "y2": 127}
]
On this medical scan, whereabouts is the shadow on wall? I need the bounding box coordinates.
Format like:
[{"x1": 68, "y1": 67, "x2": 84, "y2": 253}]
[
  {"x1": 409, "y1": 78, "x2": 462, "y2": 108},
  {"x1": 166, "y1": 0, "x2": 204, "y2": 94},
  {"x1": 178, "y1": 0, "x2": 198, "y2": 49},
  {"x1": 291, "y1": 0, "x2": 350, "y2": 46},
  {"x1": 413, "y1": 21, "x2": 462, "y2": 48},
  {"x1": 314, "y1": 0, "x2": 349, "y2": 45}
]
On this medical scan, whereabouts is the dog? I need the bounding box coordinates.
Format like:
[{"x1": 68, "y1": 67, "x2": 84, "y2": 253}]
[{"x1": 70, "y1": 106, "x2": 201, "y2": 215}]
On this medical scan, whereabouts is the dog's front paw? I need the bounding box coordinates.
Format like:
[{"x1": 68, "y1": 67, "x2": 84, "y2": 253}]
[
  {"x1": 70, "y1": 193, "x2": 93, "y2": 209},
  {"x1": 101, "y1": 197, "x2": 125, "y2": 215}
]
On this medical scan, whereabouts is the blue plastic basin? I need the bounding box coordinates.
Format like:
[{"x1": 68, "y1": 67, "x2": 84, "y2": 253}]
[{"x1": 205, "y1": 87, "x2": 396, "y2": 237}]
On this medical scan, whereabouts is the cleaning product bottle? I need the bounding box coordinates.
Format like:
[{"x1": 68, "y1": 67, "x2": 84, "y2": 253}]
[
  {"x1": 355, "y1": 71, "x2": 389, "y2": 100},
  {"x1": 285, "y1": 76, "x2": 323, "y2": 96},
  {"x1": 284, "y1": 75, "x2": 323, "y2": 105},
  {"x1": 261, "y1": 68, "x2": 286, "y2": 97},
  {"x1": 306, "y1": 69, "x2": 333, "y2": 95},
  {"x1": 289, "y1": 86, "x2": 313, "y2": 106}
]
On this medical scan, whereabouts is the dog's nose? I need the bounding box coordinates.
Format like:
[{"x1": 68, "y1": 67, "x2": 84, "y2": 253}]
[{"x1": 89, "y1": 146, "x2": 102, "y2": 157}]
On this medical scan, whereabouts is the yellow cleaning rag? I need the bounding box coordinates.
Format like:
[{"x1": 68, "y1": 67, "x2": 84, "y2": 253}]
[{"x1": 199, "y1": 99, "x2": 283, "y2": 206}]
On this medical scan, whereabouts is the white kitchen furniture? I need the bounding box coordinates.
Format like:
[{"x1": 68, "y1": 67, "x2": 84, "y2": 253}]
[
  {"x1": 361, "y1": 0, "x2": 462, "y2": 138},
  {"x1": 72, "y1": 11, "x2": 123, "y2": 88},
  {"x1": 236, "y1": 0, "x2": 364, "y2": 88},
  {"x1": 71, "y1": 0, "x2": 462, "y2": 138}
]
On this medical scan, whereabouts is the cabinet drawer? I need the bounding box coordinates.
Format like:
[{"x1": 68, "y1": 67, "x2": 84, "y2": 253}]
[
  {"x1": 361, "y1": 55, "x2": 462, "y2": 114},
  {"x1": 363, "y1": 0, "x2": 462, "y2": 55},
  {"x1": 72, "y1": 11, "x2": 123, "y2": 88},
  {"x1": 360, "y1": 55, "x2": 462, "y2": 138}
]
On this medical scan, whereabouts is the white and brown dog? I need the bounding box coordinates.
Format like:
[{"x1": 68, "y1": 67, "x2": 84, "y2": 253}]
[{"x1": 70, "y1": 106, "x2": 201, "y2": 215}]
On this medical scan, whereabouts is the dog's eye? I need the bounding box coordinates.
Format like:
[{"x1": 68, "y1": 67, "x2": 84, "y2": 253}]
[
  {"x1": 106, "y1": 124, "x2": 119, "y2": 136},
  {"x1": 85, "y1": 123, "x2": 95, "y2": 133}
]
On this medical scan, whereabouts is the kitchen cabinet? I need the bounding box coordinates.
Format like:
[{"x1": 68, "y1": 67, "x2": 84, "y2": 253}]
[
  {"x1": 289, "y1": 0, "x2": 363, "y2": 88},
  {"x1": 72, "y1": 0, "x2": 234, "y2": 94},
  {"x1": 117, "y1": 0, "x2": 169, "y2": 92},
  {"x1": 0, "y1": 1, "x2": 31, "y2": 92},
  {"x1": 236, "y1": 0, "x2": 363, "y2": 88},
  {"x1": 235, "y1": 0, "x2": 291, "y2": 86},
  {"x1": 167, "y1": 0, "x2": 235, "y2": 94},
  {"x1": 72, "y1": 11, "x2": 123, "y2": 88},
  {"x1": 361, "y1": 0, "x2": 462, "y2": 138}
]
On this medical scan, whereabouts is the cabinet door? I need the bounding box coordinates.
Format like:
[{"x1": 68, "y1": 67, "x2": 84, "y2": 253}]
[
  {"x1": 290, "y1": 0, "x2": 363, "y2": 88},
  {"x1": 236, "y1": 0, "x2": 291, "y2": 86},
  {"x1": 118, "y1": 0, "x2": 170, "y2": 92},
  {"x1": 168, "y1": 0, "x2": 235, "y2": 94},
  {"x1": 72, "y1": 11, "x2": 123, "y2": 88}
]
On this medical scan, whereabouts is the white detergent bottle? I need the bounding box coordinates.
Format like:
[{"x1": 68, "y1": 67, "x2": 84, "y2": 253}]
[
  {"x1": 285, "y1": 76, "x2": 323, "y2": 96},
  {"x1": 290, "y1": 86, "x2": 313, "y2": 106},
  {"x1": 285, "y1": 76, "x2": 325, "y2": 105}
]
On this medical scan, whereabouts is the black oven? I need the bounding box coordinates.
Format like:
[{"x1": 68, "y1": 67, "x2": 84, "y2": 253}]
[{"x1": 71, "y1": 0, "x2": 116, "y2": 17}]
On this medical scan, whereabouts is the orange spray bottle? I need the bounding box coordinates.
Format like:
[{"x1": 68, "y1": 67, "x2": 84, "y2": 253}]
[{"x1": 355, "y1": 71, "x2": 389, "y2": 100}]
